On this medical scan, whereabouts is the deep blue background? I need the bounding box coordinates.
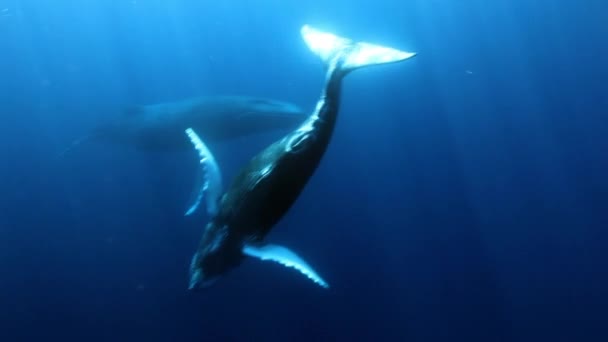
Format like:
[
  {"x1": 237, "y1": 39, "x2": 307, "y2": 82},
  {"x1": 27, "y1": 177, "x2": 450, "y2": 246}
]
[{"x1": 1, "y1": 1, "x2": 607, "y2": 341}]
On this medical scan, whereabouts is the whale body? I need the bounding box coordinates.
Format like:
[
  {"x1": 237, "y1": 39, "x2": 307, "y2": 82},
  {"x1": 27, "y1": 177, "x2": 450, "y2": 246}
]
[
  {"x1": 183, "y1": 25, "x2": 416, "y2": 289},
  {"x1": 60, "y1": 95, "x2": 306, "y2": 155}
]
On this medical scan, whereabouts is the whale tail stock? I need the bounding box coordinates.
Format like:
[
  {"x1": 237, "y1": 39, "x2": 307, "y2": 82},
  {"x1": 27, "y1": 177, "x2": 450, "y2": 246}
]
[{"x1": 301, "y1": 25, "x2": 416, "y2": 73}]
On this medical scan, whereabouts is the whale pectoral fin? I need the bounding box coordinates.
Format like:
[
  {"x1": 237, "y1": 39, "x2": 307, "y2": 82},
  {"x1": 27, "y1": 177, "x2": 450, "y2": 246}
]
[
  {"x1": 242, "y1": 243, "x2": 329, "y2": 289},
  {"x1": 185, "y1": 164, "x2": 208, "y2": 215},
  {"x1": 184, "y1": 128, "x2": 223, "y2": 217},
  {"x1": 301, "y1": 25, "x2": 416, "y2": 71}
]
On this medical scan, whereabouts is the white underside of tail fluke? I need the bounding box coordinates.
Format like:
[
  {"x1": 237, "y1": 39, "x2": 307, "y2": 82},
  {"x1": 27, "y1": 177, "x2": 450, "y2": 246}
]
[
  {"x1": 243, "y1": 243, "x2": 329, "y2": 289},
  {"x1": 184, "y1": 128, "x2": 223, "y2": 217},
  {"x1": 301, "y1": 25, "x2": 416, "y2": 70}
]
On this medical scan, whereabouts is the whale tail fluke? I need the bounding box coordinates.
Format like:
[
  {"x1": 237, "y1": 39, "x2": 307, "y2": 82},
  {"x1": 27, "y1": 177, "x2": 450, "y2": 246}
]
[
  {"x1": 301, "y1": 25, "x2": 416, "y2": 72},
  {"x1": 184, "y1": 128, "x2": 223, "y2": 217}
]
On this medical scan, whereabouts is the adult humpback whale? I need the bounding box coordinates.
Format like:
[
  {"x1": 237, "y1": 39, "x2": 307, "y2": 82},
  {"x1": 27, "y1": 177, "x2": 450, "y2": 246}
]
[
  {"x1": 59, "y1": 95, "x2": 305, "y2": 155},
  {"x1": 184, "y1": 25, "x2": 416, "y2": 289}
]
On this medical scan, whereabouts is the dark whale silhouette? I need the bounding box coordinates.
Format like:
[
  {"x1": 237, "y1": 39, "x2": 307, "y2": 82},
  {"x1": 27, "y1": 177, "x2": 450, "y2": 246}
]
[
  {"x1": 59, "y1": 95, "x2": 305, "y2": 156},
  {"x1": 184, "y1": 25, "x2": 416, "y2": 289}
]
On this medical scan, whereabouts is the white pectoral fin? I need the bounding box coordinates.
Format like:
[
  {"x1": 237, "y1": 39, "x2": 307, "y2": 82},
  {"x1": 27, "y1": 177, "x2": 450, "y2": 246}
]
[
  {"x1": 184, "y1": 128, "x2": 223, "y2": 217},
  {"x1": 243, "y1": 243, "x2": 329, "y2": 289},
  {"x1": 184, "y1": 166, "x2": 206, "y2": 216}
]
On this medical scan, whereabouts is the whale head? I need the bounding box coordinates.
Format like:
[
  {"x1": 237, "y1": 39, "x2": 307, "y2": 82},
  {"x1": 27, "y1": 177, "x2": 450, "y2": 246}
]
[
  {"x1": 188, "y1": 253, "x2": 219, "y2": 290},
  {"x1": 187, "y1": 223, "x2": 244, "y2": 291}
]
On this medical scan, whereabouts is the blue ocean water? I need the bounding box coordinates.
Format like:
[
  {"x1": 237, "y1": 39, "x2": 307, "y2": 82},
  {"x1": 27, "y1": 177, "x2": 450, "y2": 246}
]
[{"x1": 1, "y1": 1, "x2": 607, "y2": 341}]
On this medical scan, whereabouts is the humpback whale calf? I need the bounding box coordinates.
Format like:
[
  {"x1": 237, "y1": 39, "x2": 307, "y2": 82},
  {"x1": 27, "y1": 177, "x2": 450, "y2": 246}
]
[
  {"x1": 59, "y1": 95, "x2": 305, "y2": 156},
  {"x1": 184, "y1": 25, "x2": 416, "y2": 289}
]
